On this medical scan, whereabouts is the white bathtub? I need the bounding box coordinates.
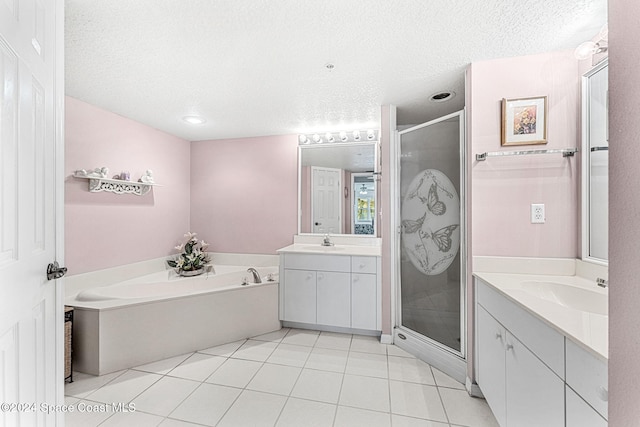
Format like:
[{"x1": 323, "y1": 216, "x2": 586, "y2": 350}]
[{"x1": 67, "y1": 265, "x2": 281, "y2": 375}]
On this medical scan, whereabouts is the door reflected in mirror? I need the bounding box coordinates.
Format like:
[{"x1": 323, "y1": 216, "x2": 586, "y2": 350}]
[{"x1": 299, "y1": 143, "x2": 378, "y2": 236}]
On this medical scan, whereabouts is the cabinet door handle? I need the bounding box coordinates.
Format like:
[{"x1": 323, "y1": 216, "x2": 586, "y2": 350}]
[
  {"x1": 318, "y1": 274, "x2": 324, "y2": 280},
  {"x1": 505, "y1": 343, "x2": 514, "y2": 351},
  {"x1": 495, "y1": 332, "x2": 502, "y2": 340},
  {"x1": 306, "y1": 273, "x2": 313, "y2": 280},
  {"x1": 359, "y1": 264, "x2": 366, "y2": 269},
  {"x1": 597, "y1": 386, "x2": 608, "y2": 402},
  {"x1": 353, "y1": 276, "x2": 360, "y2": 282}
]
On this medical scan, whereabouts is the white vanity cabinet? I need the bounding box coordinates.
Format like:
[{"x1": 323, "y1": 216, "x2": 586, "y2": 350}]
[
  {"x1": 280, "y1": 253, "x2": 380, "y2": 332},
  {"x1": 476, "y1": 277, "x2": 608, "y2": 427}
]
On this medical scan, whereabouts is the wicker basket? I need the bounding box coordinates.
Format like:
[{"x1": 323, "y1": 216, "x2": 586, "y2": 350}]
[{"x1": 64, "y1": 307, "x2": 73, "y2": 382}]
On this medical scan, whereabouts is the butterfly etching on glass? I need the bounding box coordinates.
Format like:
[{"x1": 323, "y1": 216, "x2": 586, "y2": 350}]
[
  {"x1": 407, "y1": 177, "x2": 446, "y2": 216},
  {"x1": 401, "y1": 212, "x2": 426, "y2": 234},
  {"x1": 419, "y1": 224, "x2": 459, "y2": 253}
]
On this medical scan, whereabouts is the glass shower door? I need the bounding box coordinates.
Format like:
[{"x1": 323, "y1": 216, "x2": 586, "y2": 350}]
[{"x1": 398, "y1": 111, "x2": 465, "y2": 357}]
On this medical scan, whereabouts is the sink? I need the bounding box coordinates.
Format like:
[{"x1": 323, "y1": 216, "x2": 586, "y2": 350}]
[
  {"x1": 298, "y1": 244, "x2": 345, "y2": 252},
  {"x1": 520, "y1": 281, "x2": 607, "y2": 315}
]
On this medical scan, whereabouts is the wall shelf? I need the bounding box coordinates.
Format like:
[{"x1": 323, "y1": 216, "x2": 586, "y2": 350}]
[{"x1": 73, "y1": 172, "x2": 159, "y2": 196}]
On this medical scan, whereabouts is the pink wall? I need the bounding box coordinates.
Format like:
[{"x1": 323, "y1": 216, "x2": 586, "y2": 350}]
[
  {"x1": 190, "y1": 135, "x2": 298, "y2": 254},
  {"x1": 470, "y1": 50, "x2": 581, "y2": 258},
  {"x1": 609, "y1": 1, "x2": 640, "y2": 423},
  {"x1": 65, "y1": 97, "x2": 191, "y2": 275}
]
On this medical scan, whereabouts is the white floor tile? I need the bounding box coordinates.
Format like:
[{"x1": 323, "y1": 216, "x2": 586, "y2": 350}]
[
  {"x1": 350, "y1": 335, "x2": 388, "y2": 355},
  {"x1": 159, "y1": 419, "x2": 204, "y2": 427},
  {"x1": 281, "y1": 329, "x2": 320, "y2": 347},
  {"x1": 276, "y1": 398, "x2": 336, "y2": 427},
  {"x1": 64, "y1": 400, "x2": 114, "y2": 427},
  {"x1": 85, "y1": 370, "x2": 162, "y2": 404},
  {"x1": 291, "y1": 369, "x2": 343, "y2": 404},
  {"x1": 133, "y1": 353, "x2": 193, "y2": 375},
  {"x1": 345, "y1": 352, "x2": 388, "y2": 378},
  {"x1": 217, "y1": 390, "x2": 287, "y2": 427},
  {"x1": 247, "y1": 363, "x2": 301, "y2": 395},
  {"x1": 252, "y1": 328, "x2": 290, "y2": 342},
  {"x1": 133, "y1": 376, "x2": 200, "y2": 417},
  {"x1": 231, "y1": 339, "x2": 278, "y2": 362},
  {"x1": 169, "y1": 383, "x2": 241, "y2": 426},
  {"x1": 339, "y1": 374, "x2": 390, "y2": 412},
  {"x1": 439, "y1": 387, "x2": 499, "y2": 427},
  {"x1": 388, "y1": 356, "x2": 435, "y2": 385},
  {"x1": 267, "y1": 343, "x2": 312, "y2": 367},
  {"x1": 64, "y1": 370, "x2": 126, "y2": 399},
  {"x1": 198, "y1": 339, "x2": 246, "y2": 357},
  {"x1": 386, "y1": 345, "x2": 414, "y2": 358},
  {"x1": 432, "y1": 367, "x2": 465, "y2": 390},
  {"x1": 315, "y1": 331, "x2": 352, "y2": 350},
  {"x1": 391, "y1": 414, "x2": 450, "y2": 427},
  {"x1": 205, "y1": 358, "x2": 262, "y2": 388},
  {"x1": 305, "y1": 347, "x2": 349, "y2": 373},
  {"x1": 389, "y1": 380, "x2": 447, "y2": 423},
  {"x1": 98, "y1": 410, "x2": 164, "y2": 427},
  {"x1": 167, "y1": 353, "x2": 226, "y2": 382},
  {"x1": 334, "y1": 406, "x2": 391, "y2": 427}
]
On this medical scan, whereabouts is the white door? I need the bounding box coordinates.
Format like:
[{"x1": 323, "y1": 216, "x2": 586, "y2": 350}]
[
  {"x1": 0, "y1": 1, "x2": 64, "y2": 426},
  {"x1": 311, "y1": 167, "x2": 342, "y2": 233}
]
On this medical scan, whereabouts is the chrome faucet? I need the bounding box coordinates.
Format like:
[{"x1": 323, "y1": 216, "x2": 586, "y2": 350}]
[
  {"x1": 247, "y1": 268, "x2": 261, "y2": 284},
  {"x1": 322, "y1": 234, "x2": 334, "y2": 246},
  {"x1": 596, "y1": 277, "x2": 608, "y2": 288}
]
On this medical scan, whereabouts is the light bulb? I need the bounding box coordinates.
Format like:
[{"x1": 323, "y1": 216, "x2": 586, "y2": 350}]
[
  {"x1": 298, "y1": 134, "x2": 308, "y2": 144},
  {"x1": 353, "y1": 130, "x2": 361, "y2": 141},
  {"x1": 339, "y1": 131, "x2": 348, "y2": 142},
  {"x1": 325, "y1": 132, "x2": 335, "y2": 143},
  {"x1": 367, "y1": 129, "x2": 375, "y2": 140},
  {"x1": 312, "y1": 134, "x2": 321, "y2": 143},
  {"x1": 575, "y1": 41, "x2": 598, "y2": 60},
  {"x1": 182, "y1": 116, "x2": 206, "y2": 125}
]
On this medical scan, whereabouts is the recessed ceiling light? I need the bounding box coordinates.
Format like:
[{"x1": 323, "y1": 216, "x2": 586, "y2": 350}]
[
  {"x1": 430, "y1": 91, "x2": 456, "y2": 102},
  {"x1": 182, "y1": 115, "x2": 206, "y2": 125},
  {"x1": 325, "y1": 63, "x2": 335, "y2": 71}
]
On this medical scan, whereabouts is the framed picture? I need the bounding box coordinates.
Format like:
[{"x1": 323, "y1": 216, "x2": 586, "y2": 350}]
[{"x1": 501, "y1": 96, "x2": 548, "y2": 146}]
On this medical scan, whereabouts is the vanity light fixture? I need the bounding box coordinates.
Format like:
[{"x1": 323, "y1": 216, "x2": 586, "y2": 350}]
[
  {"x1": 182, "y1": 115, "x2": 206, "y2": 125},
  {"x1": 359, "y1": 184, "x2": 368, "y2": 195},
  {"x1": 297, "y1": 129, "x2": 378, "y2": 145},
  {"x1": 575, "y1": 23, "x2": 608, "y2": 61}
]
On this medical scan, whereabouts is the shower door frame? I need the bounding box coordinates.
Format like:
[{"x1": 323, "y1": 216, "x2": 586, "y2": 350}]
[{"x1": 391, "y1": 110, "x2": 468, "y2": 383}]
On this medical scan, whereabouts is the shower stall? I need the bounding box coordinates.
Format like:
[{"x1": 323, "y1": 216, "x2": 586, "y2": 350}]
[{"x1": 393, "y1": 111, "x2": 466, "y2": 380}]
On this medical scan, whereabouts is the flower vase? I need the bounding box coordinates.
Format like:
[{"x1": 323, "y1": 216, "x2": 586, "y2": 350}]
[{"x1": 178, "y1": 268, "x2": 204, "y2": 277}]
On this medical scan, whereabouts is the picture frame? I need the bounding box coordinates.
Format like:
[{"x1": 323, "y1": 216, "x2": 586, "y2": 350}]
[{"x1": 501, "y1": 96, "x2": 548, "y2": 146}]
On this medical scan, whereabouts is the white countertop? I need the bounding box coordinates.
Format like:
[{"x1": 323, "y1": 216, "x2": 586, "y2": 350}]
[
  {"x1": 277, "y1": 243, "x2": 381, "y2": 257},
  {"x1": 474, "y1": 271, "x2": 608, "y2": 361}
]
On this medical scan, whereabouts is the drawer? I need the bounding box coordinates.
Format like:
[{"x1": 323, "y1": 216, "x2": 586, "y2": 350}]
[
  {"x1": 351, "y1": 256, "x2": 377, "y2": 274},
  {"x1": 283, "y1": 253, "x2": 351, "y2": 272},
  {"x1": 566, "y1": 338, "x2": 608, "y2": 419},
  {"x1": 476, "y1": 278, "x2": 565, "y2": 378},
  {"x1": 566, "y1": 385, "x2": 607, "y2": 427}
]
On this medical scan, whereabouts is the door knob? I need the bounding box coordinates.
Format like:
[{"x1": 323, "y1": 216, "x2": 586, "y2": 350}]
[{"x1": 47, "y1": 262, "x2": 67, "y2": 280}]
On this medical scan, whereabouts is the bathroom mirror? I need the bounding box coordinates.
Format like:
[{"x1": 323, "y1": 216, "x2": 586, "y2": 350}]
[
  {"x1": 298, "y1": 142, "x2": 378, "y2": 236},
  {"x1": 581, "y1": 59, "x2": 608, "y2": 264}
]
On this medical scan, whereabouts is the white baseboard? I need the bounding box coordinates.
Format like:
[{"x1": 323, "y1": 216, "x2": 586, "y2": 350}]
[
  {"x1": 380, "y1": 334, "x2": 393, "y2": 344},
  {"x1": 466, "y1": 377, "x2": 484, "y2": 398}
]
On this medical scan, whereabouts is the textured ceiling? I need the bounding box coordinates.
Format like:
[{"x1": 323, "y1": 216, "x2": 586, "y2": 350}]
[{"x1": 65, "y1": 0, "x2": 607, "y2": 141}]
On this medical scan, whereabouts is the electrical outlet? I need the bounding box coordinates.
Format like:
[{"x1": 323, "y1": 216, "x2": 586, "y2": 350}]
[{"x1": 531, "y1": 204, "x2": 545, "y2": 224}]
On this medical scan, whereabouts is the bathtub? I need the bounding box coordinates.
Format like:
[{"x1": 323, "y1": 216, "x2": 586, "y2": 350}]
[{"x1": 66, "y1": 265, "x2": 281, "y2": 375}]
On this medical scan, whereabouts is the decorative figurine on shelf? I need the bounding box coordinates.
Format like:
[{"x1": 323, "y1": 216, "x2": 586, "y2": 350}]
[
  {"x1": 81, "y1": 167, "x2": 109, "y2": 178},
  {"x1": 120, "y1": 171, "x2": 131, "y2": 181},
  {"x1": 139, "y1": 169, "x2": 154, "y2": 184}
]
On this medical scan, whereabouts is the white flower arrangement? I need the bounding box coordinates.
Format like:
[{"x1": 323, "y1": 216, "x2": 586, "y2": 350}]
[{"x1": 167, "y1": 232, "x2": 211, "y2": 272}]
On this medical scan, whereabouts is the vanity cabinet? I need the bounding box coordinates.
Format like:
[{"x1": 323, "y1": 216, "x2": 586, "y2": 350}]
[
  {"x1": 476, "y1": 277, "x2": 608, "y2": 427},
  {"x1": 280, "y1": 253, "x2": 380, "y2": 332}
]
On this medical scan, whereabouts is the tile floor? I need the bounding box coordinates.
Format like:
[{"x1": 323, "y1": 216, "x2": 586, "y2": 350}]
[{"x1": 64, "y1": 328, "x2": 498, "y2": 427}]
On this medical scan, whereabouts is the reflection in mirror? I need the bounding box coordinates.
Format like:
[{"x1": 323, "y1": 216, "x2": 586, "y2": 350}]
[
  {"x1": 582, "y1": 59, "x2": 608, "y2": 264},
  {"x1": 299, "y1": 143, "x2": 377, "y2": 236}
]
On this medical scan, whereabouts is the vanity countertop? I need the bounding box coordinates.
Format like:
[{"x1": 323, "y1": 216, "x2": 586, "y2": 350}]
[
  {"x1": 474, "y1": 271, "x2": 608, "y2": 361},
  {"x1": 277, "y1": 243, "x2": 381, "y2": 257}
]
